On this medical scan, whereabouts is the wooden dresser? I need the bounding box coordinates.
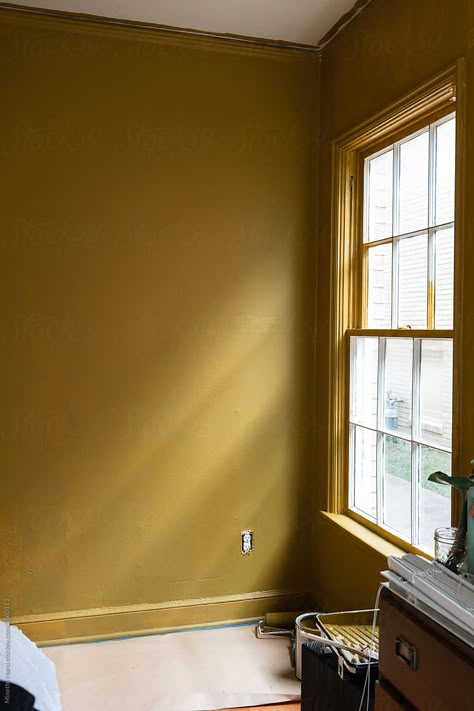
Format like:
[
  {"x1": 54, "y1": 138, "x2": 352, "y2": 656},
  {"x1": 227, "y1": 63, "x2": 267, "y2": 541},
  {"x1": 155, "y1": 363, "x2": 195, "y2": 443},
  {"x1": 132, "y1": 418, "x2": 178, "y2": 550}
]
[{"x1": 376, "y1": 586, "x2": 474, "y2": 710}]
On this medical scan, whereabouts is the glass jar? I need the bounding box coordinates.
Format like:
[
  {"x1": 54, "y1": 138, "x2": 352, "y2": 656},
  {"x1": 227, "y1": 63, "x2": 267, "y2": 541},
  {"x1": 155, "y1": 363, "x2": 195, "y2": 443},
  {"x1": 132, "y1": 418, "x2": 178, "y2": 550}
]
[
  {"x1": 434, "y1": 526, "x2": 465, "y2": 573},
  {"x1": 434, "y1": 527, "x2": 457, "y2": 563}
]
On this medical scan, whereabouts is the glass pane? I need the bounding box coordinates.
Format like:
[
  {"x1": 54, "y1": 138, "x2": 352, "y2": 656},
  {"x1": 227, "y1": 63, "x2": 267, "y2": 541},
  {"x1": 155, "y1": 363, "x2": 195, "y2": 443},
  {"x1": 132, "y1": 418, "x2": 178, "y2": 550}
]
[
  {"x1": 399, "y1": 131, "x2": 429, "y2": 235},
  {"x1": 383, "y1": 338, "x2": 413, "y2": 438},
  {"x1": 350, "y1": 337, "x2": 378, "y2": 428},
  {"x1": 398, "y1": 234, "x2": 428, "y2": 328},
  {"x1": 366, "y1": 149, "x2": 393, "y2": 242},
  {"x1": 351, "y1": 425, "x2": 377, "y2": 519},
  {"x1": 435, "y1": 227, "x2": 454, "y2": 329},
  {"x1": 383, "y1": 436, "x2": 411, "y2": 540},
  {"x1": 435, "y1": 116, "x2": 456, "y2": 226},
  {"x1": 419, "y1": 446, "x2": 451, "y2": 553},
  {"x1": 367, "y1": 243, "x2": 392, "y2": 328},
  {"x1": 419, "y1": 339, "x2": 453, "y2": 448}
]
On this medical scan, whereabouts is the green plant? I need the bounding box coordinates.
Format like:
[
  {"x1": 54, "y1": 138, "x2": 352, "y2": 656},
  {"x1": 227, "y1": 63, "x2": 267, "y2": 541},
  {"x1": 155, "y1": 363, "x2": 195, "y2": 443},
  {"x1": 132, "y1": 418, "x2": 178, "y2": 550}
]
[{"x1": 427, "y1": 460, "x2": 474, "y2": 571}]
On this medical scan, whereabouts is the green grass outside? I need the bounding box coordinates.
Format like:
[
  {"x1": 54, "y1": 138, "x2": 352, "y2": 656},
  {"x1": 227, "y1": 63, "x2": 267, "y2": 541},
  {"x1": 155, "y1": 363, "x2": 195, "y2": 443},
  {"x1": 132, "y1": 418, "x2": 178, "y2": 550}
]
[{"x1": 385, "y1": 438, "x2": 451, "y2": 497}]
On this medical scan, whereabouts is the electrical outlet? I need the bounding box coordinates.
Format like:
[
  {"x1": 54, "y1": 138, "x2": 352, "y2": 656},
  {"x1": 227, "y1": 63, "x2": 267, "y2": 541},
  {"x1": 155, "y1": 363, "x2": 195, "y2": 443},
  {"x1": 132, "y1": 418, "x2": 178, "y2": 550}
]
[{"x1": 241, "y1": 529, "x2": 253, "y2": 555}]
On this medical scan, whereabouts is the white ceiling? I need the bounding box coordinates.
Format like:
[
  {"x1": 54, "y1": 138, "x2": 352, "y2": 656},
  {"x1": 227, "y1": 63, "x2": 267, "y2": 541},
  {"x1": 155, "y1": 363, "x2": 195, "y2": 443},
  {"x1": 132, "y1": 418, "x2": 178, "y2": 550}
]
[{"x1": 5, "y1": 0, "x2": 360, "y2": 47}]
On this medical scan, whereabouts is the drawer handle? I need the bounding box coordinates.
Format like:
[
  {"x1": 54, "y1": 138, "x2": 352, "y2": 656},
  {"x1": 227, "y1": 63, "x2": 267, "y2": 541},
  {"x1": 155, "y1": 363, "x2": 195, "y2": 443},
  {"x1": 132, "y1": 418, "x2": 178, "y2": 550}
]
[{"x1": 395, "y1": 636, "x2": 417, "y2": 670}]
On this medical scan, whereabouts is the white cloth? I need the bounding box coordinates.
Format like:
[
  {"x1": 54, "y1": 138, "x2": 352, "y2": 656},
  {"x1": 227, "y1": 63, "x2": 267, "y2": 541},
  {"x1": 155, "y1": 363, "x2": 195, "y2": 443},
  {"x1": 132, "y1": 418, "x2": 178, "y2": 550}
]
[{"x1": 0, "y1": 622, "x2": 61, "y2": 711}]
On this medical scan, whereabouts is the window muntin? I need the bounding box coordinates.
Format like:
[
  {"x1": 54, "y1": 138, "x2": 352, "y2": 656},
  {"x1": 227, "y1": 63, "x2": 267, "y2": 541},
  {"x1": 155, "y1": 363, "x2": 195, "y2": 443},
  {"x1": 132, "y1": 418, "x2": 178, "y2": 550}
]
[
  {"x1": 348, "y1": 113, "x2": 455, "y2": 553},
  {"x1": 364, "y1": 113, "x2": 455, "y2": 330},
  {"x1": 349, "y1": 335, "x2": 453, "y2": 550}
]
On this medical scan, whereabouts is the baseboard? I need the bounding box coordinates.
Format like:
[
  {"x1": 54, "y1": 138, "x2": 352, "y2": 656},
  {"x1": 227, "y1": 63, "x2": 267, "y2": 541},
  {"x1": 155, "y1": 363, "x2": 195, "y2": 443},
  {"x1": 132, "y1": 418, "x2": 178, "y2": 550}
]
[{"x1": 12, "y1": 589, "x2": 311, "y2": 646}]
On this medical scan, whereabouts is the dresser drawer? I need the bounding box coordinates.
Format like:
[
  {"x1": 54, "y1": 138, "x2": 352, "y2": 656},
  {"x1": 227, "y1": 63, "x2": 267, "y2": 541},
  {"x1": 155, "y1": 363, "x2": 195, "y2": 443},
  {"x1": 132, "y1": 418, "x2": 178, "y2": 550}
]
[
  {"x1": 375, "y1": 681, "x2": 413, "y2": 710},
  {"x1": 379, "y1": 588, "x2": 474, "y2": 711}
]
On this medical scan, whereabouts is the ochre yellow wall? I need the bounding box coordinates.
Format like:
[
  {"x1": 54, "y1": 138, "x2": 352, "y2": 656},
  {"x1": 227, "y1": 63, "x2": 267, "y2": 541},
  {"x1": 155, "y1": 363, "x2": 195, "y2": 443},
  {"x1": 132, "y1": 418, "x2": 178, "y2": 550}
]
[
  {"x1": 8, "y1": 0, "x2": 469, "y2": 639},
  {"x1": 315, "y1": 0, "x2": 474, "y2": 610},
  {"x1": 0, "y1": 11, "x2": 319, "y2": 641}
]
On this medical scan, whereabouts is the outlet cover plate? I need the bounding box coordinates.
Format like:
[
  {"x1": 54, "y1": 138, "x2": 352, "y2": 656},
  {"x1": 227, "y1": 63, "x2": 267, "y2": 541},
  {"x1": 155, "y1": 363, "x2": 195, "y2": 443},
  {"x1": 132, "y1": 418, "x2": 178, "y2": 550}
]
[{"x1": 241, "y1": 529, "x2": 253, "y2": 555}]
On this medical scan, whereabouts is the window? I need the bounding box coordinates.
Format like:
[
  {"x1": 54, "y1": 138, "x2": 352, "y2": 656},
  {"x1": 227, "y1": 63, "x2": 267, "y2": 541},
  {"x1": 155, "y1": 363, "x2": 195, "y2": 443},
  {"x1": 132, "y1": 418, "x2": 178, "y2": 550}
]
[
  {"x1": 328, "y1": 66, "x2": 463, "y2": 556},
  {"x1": 348, "y1": 114, "x2": 456, "y2": 552}
]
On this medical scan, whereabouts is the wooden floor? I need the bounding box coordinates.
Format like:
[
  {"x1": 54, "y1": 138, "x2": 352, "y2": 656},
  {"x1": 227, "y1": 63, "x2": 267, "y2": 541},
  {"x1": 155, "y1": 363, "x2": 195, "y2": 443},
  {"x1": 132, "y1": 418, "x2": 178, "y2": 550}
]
[{"x1": 221, "y1": 704, "x2": 300, "y2": 710}]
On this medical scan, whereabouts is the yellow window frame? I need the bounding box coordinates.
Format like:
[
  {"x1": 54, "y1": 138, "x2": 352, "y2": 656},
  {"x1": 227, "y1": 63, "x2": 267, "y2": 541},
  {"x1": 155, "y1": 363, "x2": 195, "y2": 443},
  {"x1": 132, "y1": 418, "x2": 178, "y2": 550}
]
[{"x1": 326, "y1": 62, "x2": 466, "y2": 555}]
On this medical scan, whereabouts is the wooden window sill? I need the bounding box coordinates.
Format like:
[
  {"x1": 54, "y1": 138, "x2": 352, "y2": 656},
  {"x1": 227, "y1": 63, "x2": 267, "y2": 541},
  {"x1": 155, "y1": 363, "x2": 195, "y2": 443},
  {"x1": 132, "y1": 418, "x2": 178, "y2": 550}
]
[{"x1": 320, "y1": 511, "x2": 407, "y2": 559}]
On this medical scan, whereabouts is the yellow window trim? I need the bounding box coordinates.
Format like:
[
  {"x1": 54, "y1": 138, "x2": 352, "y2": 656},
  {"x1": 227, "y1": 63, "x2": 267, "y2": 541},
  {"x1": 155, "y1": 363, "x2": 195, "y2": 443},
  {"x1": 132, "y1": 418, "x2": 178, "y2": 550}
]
[
  {"x1": 348, "y1": 329, "x2": 453, "y2": 339},
  {"x1": 320, "y1": 511, "x2": 413, "y2": 560},
  {"x1": 327, "y1": 61, "x2": 466, "y2": 551}
]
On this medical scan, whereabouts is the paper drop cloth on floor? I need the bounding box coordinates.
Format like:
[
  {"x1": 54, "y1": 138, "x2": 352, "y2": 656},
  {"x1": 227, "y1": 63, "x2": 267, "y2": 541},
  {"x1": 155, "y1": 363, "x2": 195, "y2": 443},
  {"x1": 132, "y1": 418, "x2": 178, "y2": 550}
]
[{"x1": 45, "y1": 623, "x2": 300, "y2": 711}]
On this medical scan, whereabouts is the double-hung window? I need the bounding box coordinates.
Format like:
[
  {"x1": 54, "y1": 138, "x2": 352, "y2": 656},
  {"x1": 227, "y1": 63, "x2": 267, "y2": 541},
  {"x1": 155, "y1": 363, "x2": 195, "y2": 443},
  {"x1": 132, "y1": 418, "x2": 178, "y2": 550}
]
[
  {"x1": 328, "y1": 68, "x2": 462, "y2": 555},
  {"x1": 348, "y1": 112, "x2": 456, "y2": 552}
]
